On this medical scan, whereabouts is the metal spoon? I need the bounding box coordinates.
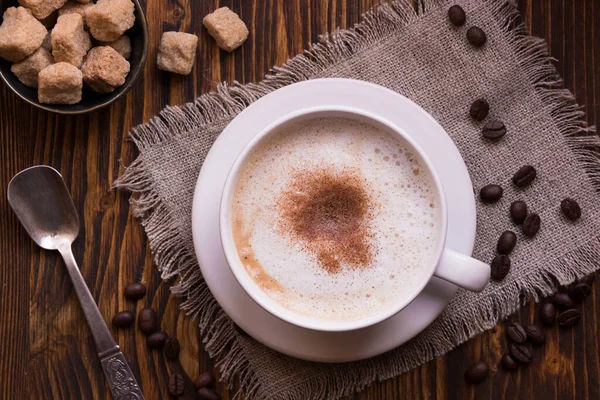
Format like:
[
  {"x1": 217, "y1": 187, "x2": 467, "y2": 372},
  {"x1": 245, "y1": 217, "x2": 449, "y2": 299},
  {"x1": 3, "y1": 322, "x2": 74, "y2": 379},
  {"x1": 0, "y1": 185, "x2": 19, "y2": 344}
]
[{"x1": 8, "y1": 166, "x2": 144, "y2": 400}]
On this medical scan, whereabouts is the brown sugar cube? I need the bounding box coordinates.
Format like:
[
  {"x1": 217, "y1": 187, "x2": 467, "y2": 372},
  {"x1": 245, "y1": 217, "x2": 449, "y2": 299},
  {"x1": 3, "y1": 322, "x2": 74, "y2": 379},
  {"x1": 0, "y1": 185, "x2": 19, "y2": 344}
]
[
  {"x1": 81, "y1": 46, "x2": 130, "y2": 93},
  {"x1": 100, "y1": 35, "x2": 131, "y2": 59},
  {"x1": 0, "y1": 7, "x2": 47, "y2": 62},
  {"x1": 17, "y1": 0, "x2": 67, "y2": 20},
  {"x1": 10, "y1": 47, "x2": 54, "y2": 88},
  {"x1": 203, "y1": 7, "x2": 248, "y2": 52},
  {"x1": 58, "y1": 1, "x2": 94, "y2": 25},
  {"x1": 38, "y1": 62, "x2": 82, "y2": 104},
  {"x1": 51, "y1": 13, "x2": 91, "y2": 67},
  {"x1": 86, "y1": 0, "x2": 135, "y2": 42},
  {"x1": 156, "y1": 32, "x2": 198, "y2": 75}
]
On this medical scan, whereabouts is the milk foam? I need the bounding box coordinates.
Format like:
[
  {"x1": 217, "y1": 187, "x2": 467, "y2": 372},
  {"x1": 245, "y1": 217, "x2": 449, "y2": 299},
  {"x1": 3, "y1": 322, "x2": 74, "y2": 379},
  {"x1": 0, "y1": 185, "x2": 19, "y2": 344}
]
[{"x1": 231, "y1": 117, "x2": 441, "y2": 322}]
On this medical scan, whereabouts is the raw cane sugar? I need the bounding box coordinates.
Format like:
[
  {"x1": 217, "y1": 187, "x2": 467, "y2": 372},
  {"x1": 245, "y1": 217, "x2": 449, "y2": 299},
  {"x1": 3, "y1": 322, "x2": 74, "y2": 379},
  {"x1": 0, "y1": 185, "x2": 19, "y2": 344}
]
[
  {"x1": 10, "y1": 47, "x2": 54, "y2": 88},
  {"x1": 81, "y1": 46, "x2": 130, "y2": 93},
  {"x1": 0, "y1": 7, "x2": 47, "y2": 62},
  {"x1": 38, "y1": 62, "x2": 82, "y2": 104},
  {"x1": 86, "y1": 0, "x2": 135, "y2": 42},
  {"x1": 203, "y1": 7, "x2": 248, "y2": 52},
  {"x1": 156, "y1": 31, "x2": 198, "y2": 75},
  {"x1": 51, "y1": 13, "x2": 91, "y2": 67}
]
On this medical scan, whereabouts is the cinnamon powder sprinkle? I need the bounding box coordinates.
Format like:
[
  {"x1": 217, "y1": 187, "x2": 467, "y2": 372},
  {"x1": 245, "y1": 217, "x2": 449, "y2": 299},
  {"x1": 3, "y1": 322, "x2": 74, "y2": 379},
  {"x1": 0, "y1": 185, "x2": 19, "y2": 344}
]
[{"x1": 277, "y1": 168, "x2": 375, "y2": 273}]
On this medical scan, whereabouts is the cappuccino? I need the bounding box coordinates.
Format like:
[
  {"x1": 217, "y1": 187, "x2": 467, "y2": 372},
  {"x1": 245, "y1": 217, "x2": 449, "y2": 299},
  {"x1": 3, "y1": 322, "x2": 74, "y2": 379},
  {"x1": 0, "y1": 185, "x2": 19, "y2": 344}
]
[{"x1": 231, "y1": 117, "x2": 442, "y2": 322}]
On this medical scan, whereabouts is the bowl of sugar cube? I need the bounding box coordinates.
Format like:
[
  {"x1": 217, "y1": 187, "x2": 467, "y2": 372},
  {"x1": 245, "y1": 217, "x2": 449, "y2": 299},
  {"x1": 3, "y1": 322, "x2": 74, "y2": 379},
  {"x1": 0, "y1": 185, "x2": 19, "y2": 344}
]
[{"x1": 0, "y1": 0, "x2": 148, "y2": 114}]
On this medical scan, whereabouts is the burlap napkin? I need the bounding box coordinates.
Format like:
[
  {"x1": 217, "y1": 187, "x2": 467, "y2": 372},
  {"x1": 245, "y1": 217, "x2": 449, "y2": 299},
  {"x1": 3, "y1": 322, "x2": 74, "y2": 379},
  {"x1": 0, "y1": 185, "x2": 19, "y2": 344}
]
[{"x1": 116, "y1": 0, "x2": 600, "y2": 398}]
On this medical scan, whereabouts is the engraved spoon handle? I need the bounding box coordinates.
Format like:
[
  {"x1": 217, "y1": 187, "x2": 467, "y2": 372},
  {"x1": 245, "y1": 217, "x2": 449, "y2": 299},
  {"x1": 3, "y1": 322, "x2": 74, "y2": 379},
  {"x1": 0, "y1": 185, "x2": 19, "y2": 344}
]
[{"x1": 59, "y1": 245, "x2": 145, "y2": 400}]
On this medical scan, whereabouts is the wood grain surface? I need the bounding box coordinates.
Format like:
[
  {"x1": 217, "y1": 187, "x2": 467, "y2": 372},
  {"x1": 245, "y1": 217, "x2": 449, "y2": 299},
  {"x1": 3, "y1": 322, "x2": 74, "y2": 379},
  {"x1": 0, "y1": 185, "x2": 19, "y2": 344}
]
[{"x1": 1, "y1": 0, "x2": 599, "y2": 399}]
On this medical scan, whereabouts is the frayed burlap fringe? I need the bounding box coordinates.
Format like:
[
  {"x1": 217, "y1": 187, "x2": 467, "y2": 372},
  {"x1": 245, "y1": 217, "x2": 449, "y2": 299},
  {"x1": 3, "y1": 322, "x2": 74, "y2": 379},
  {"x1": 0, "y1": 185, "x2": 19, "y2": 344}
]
[{"x1": 115, "y1": 0, "x2": 599, "y2": 398}]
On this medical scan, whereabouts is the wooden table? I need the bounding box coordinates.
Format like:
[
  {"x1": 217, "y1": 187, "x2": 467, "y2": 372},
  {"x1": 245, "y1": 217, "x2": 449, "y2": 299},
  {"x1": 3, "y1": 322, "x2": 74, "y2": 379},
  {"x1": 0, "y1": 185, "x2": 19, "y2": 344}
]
[{"x1": 1, "y1": 1, "x2": 599, "y2": 399}]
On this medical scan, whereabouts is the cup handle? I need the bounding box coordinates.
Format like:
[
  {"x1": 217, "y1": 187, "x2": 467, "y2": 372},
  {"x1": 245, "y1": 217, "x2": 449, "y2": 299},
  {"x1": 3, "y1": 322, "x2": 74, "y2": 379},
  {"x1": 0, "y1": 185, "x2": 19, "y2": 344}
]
[{"x1": 433, "y1": 249, "x2": 490, "y2": 292}]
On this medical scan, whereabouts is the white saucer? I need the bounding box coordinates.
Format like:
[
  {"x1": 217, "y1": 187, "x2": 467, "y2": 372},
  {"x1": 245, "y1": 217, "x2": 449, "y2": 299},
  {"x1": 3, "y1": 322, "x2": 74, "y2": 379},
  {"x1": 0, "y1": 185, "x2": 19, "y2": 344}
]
[{"x1": 191, "y1": 79, "x2": 476, "y2": 363}]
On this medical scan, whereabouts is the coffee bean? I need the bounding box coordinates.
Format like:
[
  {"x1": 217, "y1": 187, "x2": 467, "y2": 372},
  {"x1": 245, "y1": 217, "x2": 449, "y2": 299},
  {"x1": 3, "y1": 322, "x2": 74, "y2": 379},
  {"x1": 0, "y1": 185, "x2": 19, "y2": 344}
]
[
  {"x1": 561, "y1": 198, "x2": 581, "y2": 221},
  {"x1": 481, "y1": 120, "x2": 506, "y2": 139},
  {"x1": 467, "y1": 26, "x2": 487, "y2": 47},
  {"x1": 501, "y1": 354, "x2": 518, "y2": 370},
  {"x1": 146, "y1": 331, "x2": 168, "y2": 349},
  {"x1": 512, "y1": 165, "x2": 537, "y2": 188},
  {"x1": 569, "y1": 283, "x2": 591, "y2": 304},
  {"x1": 507, "y1": 322, "x2": 527, "y2": 343},
  {"x1": 510, "y1": 343, "x2": 533, "y2": 364},
  {"x1": 195, "y1": 372, "x2": 216, "y2": 389},
  {"x1": 490, "y1": 254, "x2": 511, "y2": 281},
  {"x1": 168, "y1": 373, "x2": 185, "y2": 396},
  {"x1": 522, "y1": 213, "x2": 541, "y2": 238},
  {"x1": 497, "y1": 231, "x2": 517, "y2": 254},
  {"x1": 124, "y1": 282, "x2": 146, "y2": 300},
  {"x1": 480, "y1": 184, "x2": 503, "y2": 202},
  {"x1": 138, "y1": 308, "x2": 158, "y2": 335},
  {"x1": 525, "y1": 324, "x2": 545, "y2": 345},
  {"x1": 552, "y1": 292, "x2": 575, "y2": 310},
  {"x1": 558, "y1": 309, "x2": 581, "y2": 328},
  {"x1": 539, "y1": 302, "x2": 556, "y2": 326},
  {"x1": 112, "y1": 311, "x2": 134, "y2": 328},
  {"x1": 470, "y1": 98, "x2": 489, "y2": 121},
  {"x1": 464, "y1": 361, "x2": 489, "y2": 384},
  {"x1": 198, "y1": 388, "x2": 221, "y2": 400},
  {"x1": 509, "y1": 200, "x2": 528, "y2": 224},
  {"x1": 164, "y1": 337, "x2": 180, "y2": 360},
  {"x1": 448, "y1": 5, "x2": 466, "y2": 26}
]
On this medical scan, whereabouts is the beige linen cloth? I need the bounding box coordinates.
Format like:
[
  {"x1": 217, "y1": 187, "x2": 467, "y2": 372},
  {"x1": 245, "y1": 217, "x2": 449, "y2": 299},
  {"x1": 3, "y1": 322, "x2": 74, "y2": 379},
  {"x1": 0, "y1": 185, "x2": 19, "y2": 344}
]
[{"x1": 116, "y1": 0, "x2": 600, "y2": 398}]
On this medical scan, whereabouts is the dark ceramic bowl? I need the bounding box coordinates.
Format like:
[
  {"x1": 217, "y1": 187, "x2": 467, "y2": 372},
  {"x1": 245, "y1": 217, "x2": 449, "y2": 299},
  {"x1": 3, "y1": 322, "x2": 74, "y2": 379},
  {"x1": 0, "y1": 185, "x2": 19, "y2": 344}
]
[{"x1": 0, "y1": 0, "x2": 148, "y2": 114}]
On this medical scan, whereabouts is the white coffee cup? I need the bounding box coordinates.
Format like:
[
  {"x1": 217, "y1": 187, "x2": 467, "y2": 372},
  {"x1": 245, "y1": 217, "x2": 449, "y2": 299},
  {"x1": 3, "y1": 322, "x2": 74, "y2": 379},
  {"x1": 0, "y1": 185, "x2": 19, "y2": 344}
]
[{"x1": 219, "y1": 106, "x2": 490, "y2": 332}]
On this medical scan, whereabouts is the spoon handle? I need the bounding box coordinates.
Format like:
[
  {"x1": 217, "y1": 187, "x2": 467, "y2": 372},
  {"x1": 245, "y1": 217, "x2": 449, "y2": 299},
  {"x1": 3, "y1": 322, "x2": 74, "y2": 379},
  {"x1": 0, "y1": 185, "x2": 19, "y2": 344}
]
[{"x1": 59, "y1": 246, "x2": 145, "y2": 400}]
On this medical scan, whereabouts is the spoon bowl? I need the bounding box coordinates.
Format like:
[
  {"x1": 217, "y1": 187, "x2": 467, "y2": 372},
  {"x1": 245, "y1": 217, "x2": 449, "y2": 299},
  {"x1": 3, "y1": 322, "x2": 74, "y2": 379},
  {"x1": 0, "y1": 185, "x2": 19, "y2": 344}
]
[{"x1": 7, "y1": 166, "x2": 79, "y2": 250}]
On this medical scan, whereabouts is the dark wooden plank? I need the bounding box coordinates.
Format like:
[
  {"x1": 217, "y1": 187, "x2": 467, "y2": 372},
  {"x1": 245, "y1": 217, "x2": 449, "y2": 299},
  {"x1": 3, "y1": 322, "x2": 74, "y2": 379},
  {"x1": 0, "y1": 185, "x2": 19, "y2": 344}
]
[{"x1": 0, "y1": 1, "x2": 598, "y2": 399}]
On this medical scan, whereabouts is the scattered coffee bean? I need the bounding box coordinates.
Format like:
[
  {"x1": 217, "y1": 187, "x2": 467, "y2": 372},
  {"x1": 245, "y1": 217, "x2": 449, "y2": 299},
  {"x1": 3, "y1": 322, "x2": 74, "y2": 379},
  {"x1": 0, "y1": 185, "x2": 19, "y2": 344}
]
[
  {"x1": 112, "y1": 311, "x2": 135, "y2": 328},
  {"x1": 510, "y1": 343, "x2": 533, "y2": 364},
  {"x1": 539, "y1": 302, "x2": 556, "y2": 326},
  {"x1": 195, "y1": 371, "x2": 216, "y2": 389},
  {"x1": 552, "y1": 292, "x2": 575, "y2": 310},
  {"x1": 466, "y1": 26, "x2": 487, "y2": 47},
  {"x1": 569, "y1": 283, "x2": 591, "y2": 304},
  {"x1": 470, "y1": 98, "x2": 489, "y2": 121},
  {"x1": 497, "y1": 231, "x2": 517, "y2": 254},
  {"x1": 507, "y1": 322, "x2": 527, "y2": 343},
  {"x1": 490, "y1": 254, "x2": 511, "y2": 281},
  {"x1": 481, "y1": 120, "x2": 506, "y2": 139},
  {"x1": 464, "y1": 361, "x2": 489, "y2": 384},
  {"x1": 560, "y1": 198, "x2": 581, "y2": 221},
  {"x1": 198, "y1": 387, "x2": 221, "y2": 400},
  {"x1": 525, "y1": 324, "x2": 545, "y2": 345},
  {"x1": 510, "y1": 200, "x2": 528, "y2": 224},
  {"x1": 147, "y1": 331, "x2": 168, "y2": 349},
  {"x1": 124, "y1": 282, "x2": 146, "y2": 300},
  {"x1": 558, "y1": 309, "x2": 581, "y2": 328},
  {"x1": 448, "y1": 5, "x2": 466, "y2": 26},
  {"x1": 138, "y1": 308, "x2": 158, "y2": 335},
  {"x1": 512, "y1": 165, "x2": 537, "y2": 188},
  {"x1": 164, "y1": 337, "x2": 181, "y2": 360},
  {"x1": 168, "y1": 373, "x2": 185, "y2": 396},
  {"x1": 480, "y1": 184, "x2": 503, "y2": 202},
  {"x1": 522, "y1": 213, "x2": 541, "y2": 238},
  {"x1": 501, "y1": 354, "x2": 518, "y2": 370}
]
